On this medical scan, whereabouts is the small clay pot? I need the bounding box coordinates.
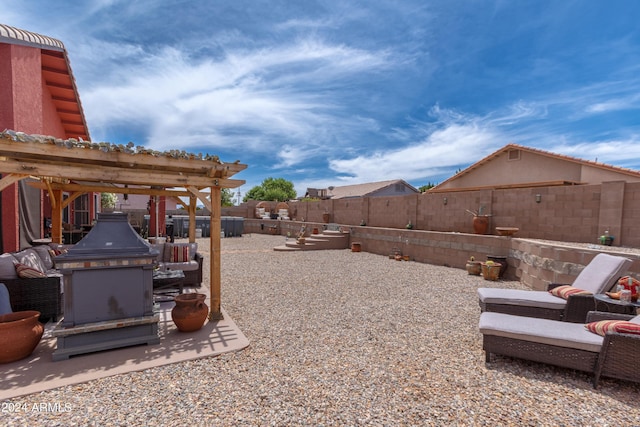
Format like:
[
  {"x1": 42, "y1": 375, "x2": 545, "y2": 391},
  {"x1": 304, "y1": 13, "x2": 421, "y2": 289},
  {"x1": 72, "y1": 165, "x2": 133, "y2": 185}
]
[
  {"x1": 171, "y1": 294, "x2": 208, "y2": 332},
  {"x1": 466, "y1": 261, "x2": 482, "y2": 275},
  {"x1": 0, "y1": 310, "x2": 44, "y2": 363}
]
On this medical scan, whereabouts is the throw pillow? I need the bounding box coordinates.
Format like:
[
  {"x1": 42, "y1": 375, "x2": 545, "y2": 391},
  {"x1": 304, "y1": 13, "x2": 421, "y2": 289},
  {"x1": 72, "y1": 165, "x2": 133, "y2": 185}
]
[
  {"x1": 170, "y1": 245, "x2": 190, "y2": 263},
  {"x1": 549, "y1": 285, "x2": 592, "y2": 300},
  {"x1": 586, "y1": 320, "x2": 640, "y2": 336},
  {"x1": 15, "y1": 263, "x2": 47, "y2": 278}
]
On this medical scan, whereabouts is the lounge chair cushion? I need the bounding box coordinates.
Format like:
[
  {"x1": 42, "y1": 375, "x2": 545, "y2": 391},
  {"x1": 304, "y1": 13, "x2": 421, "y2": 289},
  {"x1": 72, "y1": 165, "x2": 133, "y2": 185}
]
[
  {"x1": 572, "y1": 253, "x2": 632, "y2": 294},
  {"x1": 478, "y1": 288, "x2": 567, "y2": 309},
  {"x1": 479, "y1": 312, "x2": 603, "y2": 352},
  {"x1": 549, "y1": 285, "x2": 591, "y2": 299}
]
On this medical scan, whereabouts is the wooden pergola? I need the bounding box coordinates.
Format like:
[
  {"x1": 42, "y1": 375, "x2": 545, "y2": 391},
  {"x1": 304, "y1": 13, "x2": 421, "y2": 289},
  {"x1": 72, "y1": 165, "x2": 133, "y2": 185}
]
[{"x1": 0, "y1": 131, "x2": 246, "y2": 320}]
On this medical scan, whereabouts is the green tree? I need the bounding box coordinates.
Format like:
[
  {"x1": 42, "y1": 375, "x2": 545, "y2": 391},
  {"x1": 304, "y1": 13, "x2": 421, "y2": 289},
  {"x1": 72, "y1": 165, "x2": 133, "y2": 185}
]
[
  {"x1": 244, "y1": 177, "x2": 296, "y2": 202},
  {"x1": 418, "y1": 182, "x2": 437, "y2": 192},
  {"x1": 221, "y1": 188, "x2": 234, "y2": 206},
  {"x1": 101, "y1": 192, "x2": 118, "y2": 209}
]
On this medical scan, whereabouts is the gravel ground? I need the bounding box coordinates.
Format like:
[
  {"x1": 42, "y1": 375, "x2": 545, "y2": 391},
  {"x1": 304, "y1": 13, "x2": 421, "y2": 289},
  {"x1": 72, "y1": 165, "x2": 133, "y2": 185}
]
[{"x1": 2, "y1": 234, "x2": 639, "y2": 426}]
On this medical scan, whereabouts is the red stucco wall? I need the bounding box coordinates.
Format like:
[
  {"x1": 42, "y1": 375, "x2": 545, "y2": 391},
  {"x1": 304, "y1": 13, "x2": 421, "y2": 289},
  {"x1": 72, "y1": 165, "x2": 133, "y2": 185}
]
[{"x1": 0, "y1": 44, "x2": 71, "y2": 251}]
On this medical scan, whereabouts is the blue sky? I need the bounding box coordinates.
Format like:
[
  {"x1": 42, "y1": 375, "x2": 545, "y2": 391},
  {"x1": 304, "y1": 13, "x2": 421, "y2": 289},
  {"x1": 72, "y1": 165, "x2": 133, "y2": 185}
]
[{"x1": 3, "y1": 1, "x2": 640, "y2": 197}]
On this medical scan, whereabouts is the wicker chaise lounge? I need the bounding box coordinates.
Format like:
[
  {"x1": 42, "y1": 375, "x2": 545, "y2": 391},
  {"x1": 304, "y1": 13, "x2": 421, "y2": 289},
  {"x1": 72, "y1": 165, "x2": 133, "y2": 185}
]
[
  {"x1": 478, "y1": 253, "x2": 632, "y2": 323},
  {"x1": 479, "y1": 311, "x2": 640, "y2": 388}
]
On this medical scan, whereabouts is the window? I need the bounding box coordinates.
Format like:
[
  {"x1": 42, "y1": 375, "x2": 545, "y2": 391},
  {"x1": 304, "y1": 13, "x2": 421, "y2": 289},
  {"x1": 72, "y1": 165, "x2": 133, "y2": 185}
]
[{"x1": 507, "y1": 149, "x2": 521, "y2": 161}]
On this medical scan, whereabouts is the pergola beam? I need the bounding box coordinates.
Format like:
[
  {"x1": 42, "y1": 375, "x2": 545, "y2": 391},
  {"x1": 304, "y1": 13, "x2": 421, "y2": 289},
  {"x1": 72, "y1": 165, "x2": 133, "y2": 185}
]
[{"x1": 0, "y1": 131, "x2": 247, "y2": 320}]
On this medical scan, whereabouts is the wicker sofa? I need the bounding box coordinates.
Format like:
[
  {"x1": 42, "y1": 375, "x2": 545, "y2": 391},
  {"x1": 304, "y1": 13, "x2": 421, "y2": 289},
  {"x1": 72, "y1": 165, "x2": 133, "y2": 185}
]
[
  {"x1": 479, "y1": 311, "x2": 640, "y2": 388},
  {"x1": 0, "y1": 245, "x2": 64, "y2": 322},
  {"x1": 149, "y1": 241, "x2": 203, "y2": 288}
]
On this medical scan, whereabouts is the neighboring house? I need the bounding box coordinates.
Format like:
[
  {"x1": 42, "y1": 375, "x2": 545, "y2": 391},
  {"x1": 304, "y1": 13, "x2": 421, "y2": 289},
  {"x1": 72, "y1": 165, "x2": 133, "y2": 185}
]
[
  {"x1": 307, "y1": 179, "x2": 420, "y2": 200},
  {"x1": 0, "y1": 24, "x2": 95, "y2": 250},
  {"x1": 430, "y1": 144, "x2": 640, "y2": 192}
]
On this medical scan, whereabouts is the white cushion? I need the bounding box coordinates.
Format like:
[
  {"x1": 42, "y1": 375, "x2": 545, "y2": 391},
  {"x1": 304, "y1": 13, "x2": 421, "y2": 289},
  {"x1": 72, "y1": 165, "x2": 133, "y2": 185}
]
[
  {"x1": 479, "y1": 312, "x2": 603, "y2": 352},
  {"x1": 0, "y1": 253, "x2": 18, "y2": 280},
  {"x1": 572, "y1": 253, "x2": 632, "y2": 293},
  {"x1": 478, "y1": 288, "x2": 567, "y2": 309}
]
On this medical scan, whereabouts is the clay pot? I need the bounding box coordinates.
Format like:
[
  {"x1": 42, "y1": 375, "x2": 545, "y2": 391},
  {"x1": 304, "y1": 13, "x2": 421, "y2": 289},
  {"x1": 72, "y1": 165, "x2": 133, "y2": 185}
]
[
  {"x1": 481, "y1": 262, "x2": 502, "y2": 281},
  {"x1": 171, "y1": 294, "x2": 208, "y2": 332},
  {"x1": 466, "y1": 261, "x2": 482, "y2": 275},
  {"x1": 322, "y1": 213, "x2": 331, "y2": 223},
  {"x1": 0, "y1": 310, "x2": 44, "y2": 363},
  {"x1": 473, "y1": 216, "x2": 490, "y2": 234},
  {"x1": 351, "y1": 242, "x2": 362, "y2": 252},
  {"x1": 486, "y1": 255, "x2": 508, "y2": 278}
]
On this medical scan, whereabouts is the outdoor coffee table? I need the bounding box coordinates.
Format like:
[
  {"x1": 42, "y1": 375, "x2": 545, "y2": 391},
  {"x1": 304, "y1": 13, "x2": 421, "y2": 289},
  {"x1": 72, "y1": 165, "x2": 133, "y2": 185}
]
[
  {"x1": 152, "y1": 269, "x2": 186, "y2": 302},
  {"x1": 594, "y1": 293, "x2": 640, "y2": 316}
]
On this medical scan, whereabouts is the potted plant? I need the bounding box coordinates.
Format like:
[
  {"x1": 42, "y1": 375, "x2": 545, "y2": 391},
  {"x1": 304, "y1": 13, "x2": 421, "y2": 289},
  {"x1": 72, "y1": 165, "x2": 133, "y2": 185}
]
[
  {"x1": 466, "y1": 256, "x2": 482, "y2": 275},
  {"x1": 481, "y1": 260, "x2": 501, "y2": 281},
  {"x1": 466, "y1": 207, "x2": 492, "y2": 235}
]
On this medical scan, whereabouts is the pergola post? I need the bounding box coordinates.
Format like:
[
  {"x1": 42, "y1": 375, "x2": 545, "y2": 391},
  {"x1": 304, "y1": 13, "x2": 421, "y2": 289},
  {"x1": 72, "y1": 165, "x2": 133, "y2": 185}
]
[
  {"x1": 188, "y1": 195, "x2": 196, "y2": 243},
  {"x1": 50, "y1": 189, "x2": 63, "y2": 244},
  {"x1": 209, "y1": 186, "x2": 222, "y2": 320}
]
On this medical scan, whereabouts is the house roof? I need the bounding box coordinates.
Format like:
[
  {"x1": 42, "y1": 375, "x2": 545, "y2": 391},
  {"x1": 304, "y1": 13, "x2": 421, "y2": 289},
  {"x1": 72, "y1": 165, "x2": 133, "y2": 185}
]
[
  {"x1": 0, "y1": 24, "x2": 90, "y2": 141},
  {"x1": 328, "y1": 179, "x2": 419, "y2": 199},
  {"x1": 430, "y1": 143, "x2": 640, "y2": 192}
]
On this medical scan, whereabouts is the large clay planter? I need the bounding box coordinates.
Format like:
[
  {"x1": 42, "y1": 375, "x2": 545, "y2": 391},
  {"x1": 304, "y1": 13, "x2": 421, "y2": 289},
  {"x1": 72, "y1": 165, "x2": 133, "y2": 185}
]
[
  {"x1": 481, "y1": 262, "x2": 502, "y2": 281},
  {"x1": 171, "y1": 294, "x2": 208, "y2": 332},
  {"x1": 472, "y1": 215, "x2": 490, "y2": 234},
  {"x1": 0, "y1": 310, "x2": 44, "y2": 363},
  {"x1": 322, "y1": 213, "x2": 331, "y2": 223}
]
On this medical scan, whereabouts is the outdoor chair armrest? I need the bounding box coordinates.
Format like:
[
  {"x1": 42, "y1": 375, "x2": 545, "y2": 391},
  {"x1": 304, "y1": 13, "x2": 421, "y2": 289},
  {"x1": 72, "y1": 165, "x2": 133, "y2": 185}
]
[
  {"x1": 594, "y1": 330, "x2": 640, "y2": 387},
  {"x1": 586, "y1": 311, "x2": 635, "y2": 322},
  {"x1": 562, "y1": 293, "x2": 598, "y2": 323}
]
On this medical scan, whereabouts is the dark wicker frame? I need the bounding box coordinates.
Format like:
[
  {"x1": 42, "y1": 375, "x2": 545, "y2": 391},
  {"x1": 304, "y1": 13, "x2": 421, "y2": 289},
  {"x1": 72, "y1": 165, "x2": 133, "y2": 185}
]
[
  {"x1": 3, "y1": 276, "x2": 62, "y2": 322},
  {"x1": 182, "y1": 252, "x2": 203, "y2": 288},
  {"x1": 479, "y1": 282, "x2": 605, "y2": 323},
  {"x1": 483, "y1": 311, "x2": 640, "y2": 388}
]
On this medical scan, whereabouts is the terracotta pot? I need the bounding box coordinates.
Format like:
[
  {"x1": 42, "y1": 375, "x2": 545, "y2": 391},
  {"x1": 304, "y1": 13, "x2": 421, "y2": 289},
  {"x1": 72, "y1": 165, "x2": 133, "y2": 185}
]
[
  {"x1": 486, "y1": 256, "x2": 508, "y2": 278},
  {"x1": 171, "y1": 294, "x2": 208, "y2": 332},
  {"x1": 351, "y1": 242, "x2": 361, "y2": 252},
  {"x1": 466, "y1": 261, "x2": 482, "y2": 275},
  {"x1": 312, "y1": 227, "x2": 319, "y2": 234},
  {"x1": 481, "y1": 263, "x2": 502, "y2": 281},
  {"x1": 0, "y1": 310, "x2": 44, "y2": 363},
  {"x1": 322, "y1": 213, "x2": 330, "y2": 223},
  {"x1": 473, "y1": 216, "x2": 490, "y2": 234}
]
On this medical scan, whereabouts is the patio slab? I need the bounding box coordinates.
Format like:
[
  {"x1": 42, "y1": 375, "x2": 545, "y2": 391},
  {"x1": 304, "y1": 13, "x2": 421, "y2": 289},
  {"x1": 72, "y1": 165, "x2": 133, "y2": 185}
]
[{"x1": 0, "y1": 302, "x2": 249, "y2": 400}]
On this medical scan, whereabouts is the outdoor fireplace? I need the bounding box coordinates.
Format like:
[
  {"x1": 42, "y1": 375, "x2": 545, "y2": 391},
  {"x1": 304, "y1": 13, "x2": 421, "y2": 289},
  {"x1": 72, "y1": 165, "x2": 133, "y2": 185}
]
[{"x1": 52, "y1": 212, "x2": 159, "y2": 361}]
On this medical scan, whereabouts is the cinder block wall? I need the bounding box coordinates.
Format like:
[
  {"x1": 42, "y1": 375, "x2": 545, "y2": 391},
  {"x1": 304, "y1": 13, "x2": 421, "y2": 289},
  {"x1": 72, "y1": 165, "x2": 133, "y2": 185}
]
[
  {"x1": 234, "y1": 181, "x2": 640, "y2": 247},
  {"x1": 244, "y1": 219, "x2": 640, "y2": 291}
]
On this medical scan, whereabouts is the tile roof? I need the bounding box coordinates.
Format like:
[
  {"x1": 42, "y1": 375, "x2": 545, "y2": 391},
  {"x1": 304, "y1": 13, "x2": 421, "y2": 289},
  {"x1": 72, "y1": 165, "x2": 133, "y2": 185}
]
[
  {"x1": 431, "y1": 143, "x2": 640, "y2": 191},
  {"x1": 328, "y1": 179, "x2": 419, "y2": 199}
]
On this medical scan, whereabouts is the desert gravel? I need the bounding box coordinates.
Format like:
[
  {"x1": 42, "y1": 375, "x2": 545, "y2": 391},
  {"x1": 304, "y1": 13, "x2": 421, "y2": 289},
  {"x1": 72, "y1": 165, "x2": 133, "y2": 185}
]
[{"x1": 2, "y1": 234, "x2": 639, "y2": 426}]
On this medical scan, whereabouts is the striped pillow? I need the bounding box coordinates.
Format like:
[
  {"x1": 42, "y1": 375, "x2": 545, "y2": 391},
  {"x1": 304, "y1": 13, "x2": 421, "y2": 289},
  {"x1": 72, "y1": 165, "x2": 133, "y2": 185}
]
[
  {"x1": 549, "y1": 285, "x2": 592, "y2": 299},
  {"x1": 586, "y1": 320, "x2": 640, "y2": 336},
  {"x1": 170, "y1": 245, "x2": 190, "y2": 263},
  {"x1": 15, "y1": 263, "x2": 47, "y2": 278}
]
